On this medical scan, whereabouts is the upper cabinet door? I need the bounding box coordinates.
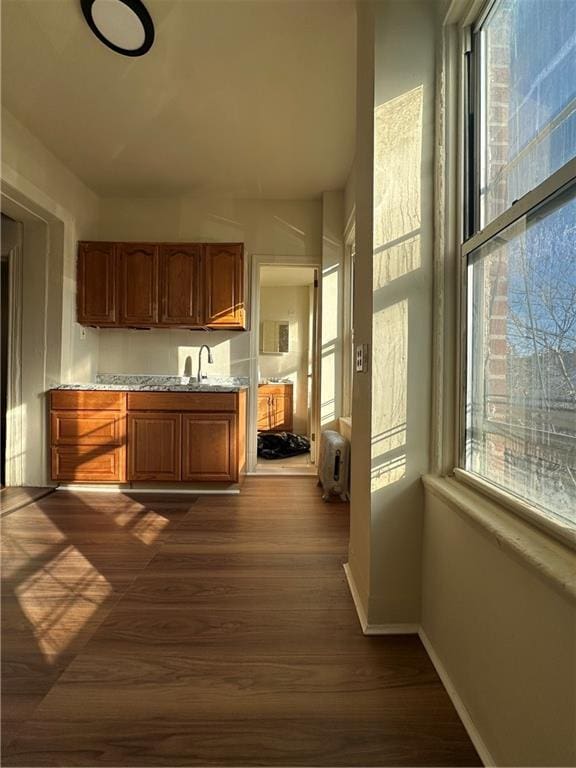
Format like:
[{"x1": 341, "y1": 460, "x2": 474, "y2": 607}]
[
  {"x1": 203, "y1": 244, "x2": 245, "y2": 329},
  {"x1": 77, "y1": 242, "x2": 117, "y2": 326},
  {"x1": 159, "y1": 244, "x2": 202, "y2": 326},
  {"x1": 119, "y1": 243, "x2": 159, "y2": 326}
]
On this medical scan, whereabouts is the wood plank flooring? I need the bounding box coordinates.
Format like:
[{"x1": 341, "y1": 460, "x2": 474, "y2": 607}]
[
  {"x1": 1, "y1": 479, "x2": 480, "y2": 767},
  {"x1": 0, "y1": 487, "x2": 54, "y2": 516}
]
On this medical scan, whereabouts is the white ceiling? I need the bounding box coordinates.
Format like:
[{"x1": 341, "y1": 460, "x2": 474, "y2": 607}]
[
  {"x1": 1, "y1": 0, "x2": 356, "y2": 199},
  {"x1": 260, "y1": 266, "x2": 316, "y2": 287}
]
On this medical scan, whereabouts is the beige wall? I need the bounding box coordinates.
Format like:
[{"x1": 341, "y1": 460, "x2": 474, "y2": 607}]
[
  {"x1": 2, "y1": 108, "x2": 101, "y2": 385},
  {"x1": 422, "y1": 485, "x2": 576, "y2": 767},
  {"x1": 369, "y1": 0, "x2": 435, "y2": 622},
  {"x1": 347, "y1": 0, "x2": 435, "y2": 626},
  {"x1": 97, "y1": 196, "x2": 322, "y2": 378},
  {"x1": 259, "y1": 285, "x2": 311, "y2": 435},
  {"x1": 347, "y1": 1, "x2": 375, "y2": 614}
]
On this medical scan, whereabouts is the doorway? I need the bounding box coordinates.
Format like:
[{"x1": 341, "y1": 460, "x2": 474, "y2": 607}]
[
  {"x1": 255, "y1": 265, "x2": 319, "y2": 475},
  {"x1": 1, "y1": 213, "x2": 20, "y2": 488},
  {"x1": 1, "y1": 187, "x2": 65, "y2": 488},
  {"x1": 1, "y1": 252, "x2": 8, "y2": 487}
]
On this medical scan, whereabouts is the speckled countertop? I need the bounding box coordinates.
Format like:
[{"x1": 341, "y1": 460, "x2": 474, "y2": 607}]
[{"x1": 54, "y1": 374, "x2": 250, "y2": 393}]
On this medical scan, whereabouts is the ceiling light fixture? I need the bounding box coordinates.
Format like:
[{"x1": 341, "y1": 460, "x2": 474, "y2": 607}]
[{"x1": 80, "y1": 0, "x2": 154, "y2": 57}]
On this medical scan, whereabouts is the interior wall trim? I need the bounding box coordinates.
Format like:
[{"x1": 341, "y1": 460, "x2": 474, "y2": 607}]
[
  {"x1": 5, "y1": 237, "x2": 23, "y2": 486},
  {"x1": 345, "y1": 561, "x2": 492, "y2": 766},
  {"x1": 343, "y1": 562, "x2": 418, "y2": 635},
  {"x1": 248, "y1": 253, "x2": 322, "y2": 472},
  {"x1": 419, "y1": 627, "x2": 494, "y2": 768}
]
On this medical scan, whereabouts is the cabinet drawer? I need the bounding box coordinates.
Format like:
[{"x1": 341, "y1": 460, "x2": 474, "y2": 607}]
[
  {"x1": 258, "y1": 384, "x2": 292, "y2": 395},
  {"x1": 127, "y1": 392, "x2": 237, "y2": 412},
  {"x1": 51, "y1": 391, "x2": 125, "y2": 411},
  {"x1": 51, "y1": 446, "x2": 125, "y2": 482},
  {"x1": 51, "y1": 411, "x2": 124, "y2": 446}
]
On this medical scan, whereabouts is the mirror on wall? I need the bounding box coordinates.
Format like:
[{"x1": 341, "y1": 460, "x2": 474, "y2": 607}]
[{"x1": 260, "y1": 320, "x2": 290, "y2": 354}]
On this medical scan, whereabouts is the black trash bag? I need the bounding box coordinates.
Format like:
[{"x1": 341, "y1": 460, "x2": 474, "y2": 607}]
[{"x1": 257, "y1": 432, "x2": 310, "y2": 460}]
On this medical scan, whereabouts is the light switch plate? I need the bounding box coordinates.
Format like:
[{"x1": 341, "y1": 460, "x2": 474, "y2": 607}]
[{"x1": 355, "y1": 343, "x2": 368, "y2": 373}]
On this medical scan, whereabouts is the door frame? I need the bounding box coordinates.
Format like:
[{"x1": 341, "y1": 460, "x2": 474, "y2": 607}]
[
  {"x1": 247, "y1": 254, "x2": 321, "y2": 473},
  {"x1": 1, "y1": 186, "x2": 65, "y2": 487},
  {"x1": 1, "y1": 223, "x2": 23, "y2": 486}
]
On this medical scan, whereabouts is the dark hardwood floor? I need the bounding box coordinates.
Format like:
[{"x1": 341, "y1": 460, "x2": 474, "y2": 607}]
[
  {"x1": 1, "y1": 479, "x2": 480, "y2": 767},
  {"x1": 0, "y1": 487, "x2": 54, "y2": 516}
]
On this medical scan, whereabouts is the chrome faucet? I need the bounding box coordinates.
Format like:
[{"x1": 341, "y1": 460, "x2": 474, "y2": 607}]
[{"x1": 197, "y1": 344, "x2": 213, "y2": 382}]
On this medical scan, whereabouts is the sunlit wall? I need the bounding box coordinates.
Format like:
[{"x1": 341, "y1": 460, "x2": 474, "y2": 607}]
[{"x1": 348, "y1": 0, "x2": 436, "y2": 626}]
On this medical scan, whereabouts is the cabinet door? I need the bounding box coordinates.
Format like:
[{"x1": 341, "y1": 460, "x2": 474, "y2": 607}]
[
  {"x1": 159, "y1": 244, "x2": 202, "y2": 326},
  {"x1": 278, "y1": 389, "x2": 293, "y2": 432},
  {"x1": 257, "y1": 394, "x2": 272, "y2": 431},
  {"x1": 128, "y1": 413, "x2": 181, "y2": 481},
  {"x1": 119, "y1": 243, "x2": 159, "y2": 325},
  {"x1": 182, "y1": 414, "x2": 237, "y2": 482},
  {"x1": 203, "y1": 244, "x2": 245, "y2": 329},
  {"x1": 77, "y1": 242, "x2": 117, "y2": 325},
  {"x1": 270, "y1": 394, "x2": 287, "y2": 431}
]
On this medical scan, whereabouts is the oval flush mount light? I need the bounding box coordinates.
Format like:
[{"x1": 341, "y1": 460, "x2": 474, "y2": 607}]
[{"x1": 80, "y1": 0, "x2": 154, "y2": 57}]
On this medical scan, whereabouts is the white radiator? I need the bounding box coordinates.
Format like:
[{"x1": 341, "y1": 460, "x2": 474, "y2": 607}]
[{"x1": 317, "y1": 430, "x2": 350, "y2": 501}]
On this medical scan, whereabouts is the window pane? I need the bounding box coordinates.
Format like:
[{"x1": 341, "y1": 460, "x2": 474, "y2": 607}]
[
  {"x1": 465, "y1": 184, "x2": 576, "y2": 526},
  {"x1": 479, "y1": 0, "x2": 576, "y2": 226}
]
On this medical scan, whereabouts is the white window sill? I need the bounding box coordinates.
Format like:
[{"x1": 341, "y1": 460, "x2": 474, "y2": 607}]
[{"x1": 422, "y1": 474, "x2": 576, "y2": 601}]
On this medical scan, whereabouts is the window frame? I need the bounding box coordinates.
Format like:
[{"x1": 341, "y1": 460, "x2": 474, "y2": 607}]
[{"x1": 452, "y1": 0, "x2": 576, "y2": 546}]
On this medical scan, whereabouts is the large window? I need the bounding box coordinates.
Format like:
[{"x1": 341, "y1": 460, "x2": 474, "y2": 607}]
[{"x1": 462, "y1": 0, "x2": 576, "y2": 530}]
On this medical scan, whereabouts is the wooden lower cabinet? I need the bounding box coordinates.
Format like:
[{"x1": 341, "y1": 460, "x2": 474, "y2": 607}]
[
  {"x1": 182, "y1": 414, "x2": 237, "y2": 482},
  {"x1": 52, "y1": 445, "x2": 125, "y2": 482},
  {"x1": 51, "y1": 389, "x2": 245, "y2": 484},
  {"x1": 257, "y1": 384, "x2": 293, "y2": 432},
  {"x1": 51, "y1": 410, "x2": 124, "y2": 446},
  {"x1": 128, "y1": 413, "x2": 181, "y2": 481},
  {"x1": 50, "y1": 391, "x2": 126, "y2": 482}
]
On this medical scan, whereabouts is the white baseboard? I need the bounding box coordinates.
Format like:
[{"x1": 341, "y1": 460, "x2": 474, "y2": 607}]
[
  {"x1": 418, "y1": 627, "x2": 495, "y2": 767},
  {"x1": 364, "y1": 621, "x2": 420, "y2": 635},
  {"x1": 343, "y1": 562, "x2": 369, "y2": 631},
  {"x1": 344, "y1": 564, "x2": 493, "y2": 765},
  {"x1": 56, "y1": 485, "x2": 240, "y2": 495},
  {"x1": 343, "y1": 563, "x2": 418, "y2": 635}
]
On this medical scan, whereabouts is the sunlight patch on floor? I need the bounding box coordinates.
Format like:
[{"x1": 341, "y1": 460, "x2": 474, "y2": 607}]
[{"x1": 15, "y1": 545, "x2": 113, "y2": 662}]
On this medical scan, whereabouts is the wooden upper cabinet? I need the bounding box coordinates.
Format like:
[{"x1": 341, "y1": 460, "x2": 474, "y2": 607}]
[
  {"x1": 77, "y1": 242, "x2": 117, "y2": 325},
  {"x1": 203, "y1": 244, "x2": 245, "y2": 329},
  {"x1": 119, "y1": 243, "x2": 159, "y2": 326},
  {"x1": 77, "y1": 241, "x2": 247, "y2": 330},
  {"x1": 159, "y1": 244, "x2": 202, "y2": 326}
]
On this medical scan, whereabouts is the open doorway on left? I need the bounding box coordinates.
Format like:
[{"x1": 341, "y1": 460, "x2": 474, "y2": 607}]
[{"x1": 1, "y1": 213, "x2": 19, "y2": 489}]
